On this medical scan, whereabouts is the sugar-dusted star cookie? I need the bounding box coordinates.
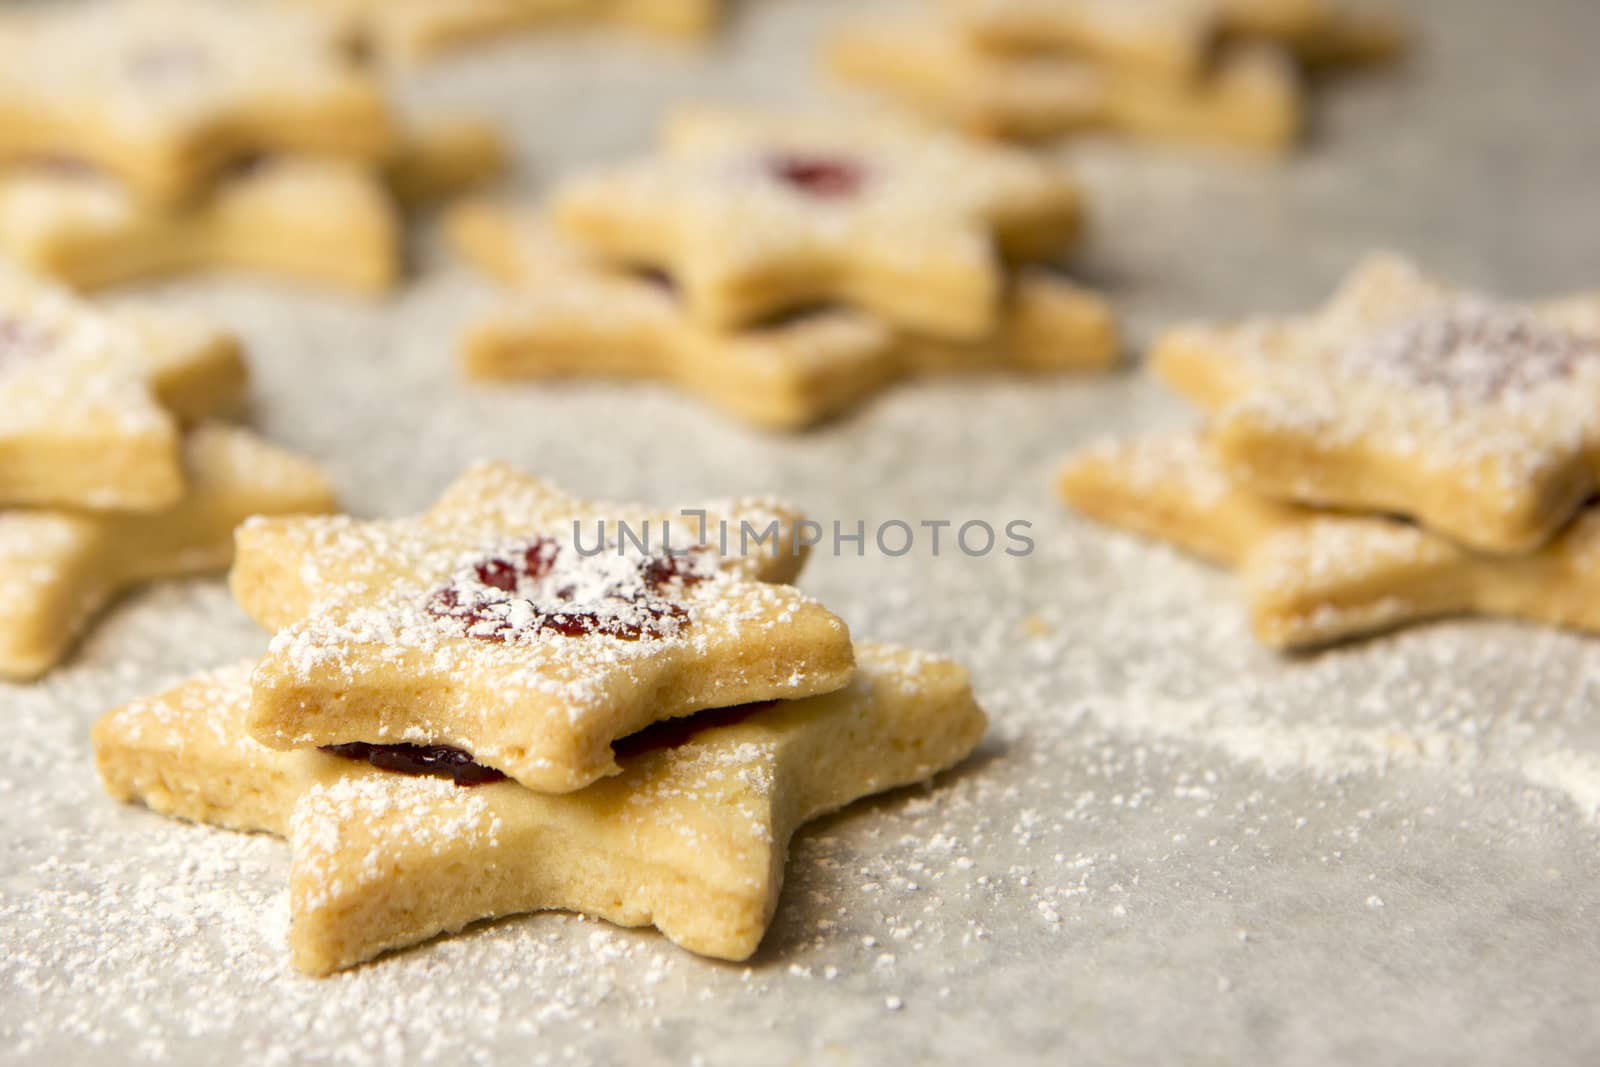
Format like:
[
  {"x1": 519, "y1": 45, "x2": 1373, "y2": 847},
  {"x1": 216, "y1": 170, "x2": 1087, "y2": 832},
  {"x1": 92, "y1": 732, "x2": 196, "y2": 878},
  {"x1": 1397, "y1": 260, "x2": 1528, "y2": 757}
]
[
  {"x1": 0, "y1": 1, "x2": 395, "y2": 206},
  {"x1": 0, "y1": 118, "x2": 502, "y2": 293},
  {"x1": 1059, "y1": 431, "x2": 1600, "y2": 649},
  {"x1": 948, "y1": 0, "x2": 1400, "y2": 79},
  {"x1": 291, "y1": 0, "x2": 718, "y2": 60},
  {"x1": 1151, "y1": 254, "x2": 1600, "y2": 554},
  {"x1": 551, "y1": 107, "x2": 1083, "y2": 341},
  {"x1": 231, "y1": 463, "x2": 855, "y2": 793},
  {"x1": 1, "y1": 425, "x2": 335, "y2": 680},
  {"x1": 95, "y1": 643, "x2": 985, "y2": 973},
  {"x1": 829, "y1": 18, "x2": 1300, "y2": 151},
  {"x1": 0, "y1": 269, "x2": 250, "y2": 512},
  {"x1": 448, "y1": 202, "x2": 1115, "y2": 428}
]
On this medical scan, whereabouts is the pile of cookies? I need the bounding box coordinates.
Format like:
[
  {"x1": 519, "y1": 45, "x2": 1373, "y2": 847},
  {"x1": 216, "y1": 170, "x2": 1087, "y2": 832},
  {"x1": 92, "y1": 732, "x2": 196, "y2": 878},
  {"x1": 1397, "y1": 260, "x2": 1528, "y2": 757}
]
[
  {"x1": 0, "y1": 0, "x2": 502, "y2": 294},
  {"x1": 449, "y1": 106, "x2": 1118, "y2": 429},
  {"x1": 827, "y1": 0, "x2": 1403, "y2": 153},
  {"x1": 1059, "y1": 253, "x2": 1600, "y2": 649},
  {"x1": 95, "y1": 466, "x2": 986, "y2": 973},
  {"x1": 294, "y1": 0, "x2": 722, "y2": 61},
  {"x1": 0, "y1": 269, "x2": 335, "y2": 680}
]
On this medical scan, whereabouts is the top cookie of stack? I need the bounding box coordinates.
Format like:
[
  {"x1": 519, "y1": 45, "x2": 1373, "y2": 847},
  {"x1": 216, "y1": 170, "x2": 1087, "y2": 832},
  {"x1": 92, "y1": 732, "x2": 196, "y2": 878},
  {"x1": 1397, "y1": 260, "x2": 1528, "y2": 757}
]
[
  {"x1": 828, "y1": 0, "x2": 1404, "y2": 153},
  {"x1": 0, "y1": 0, "x2": 501, "y2": 294},
  {"x1": 1058, "y1": 254, "x2": 1600, "y2": 649}
]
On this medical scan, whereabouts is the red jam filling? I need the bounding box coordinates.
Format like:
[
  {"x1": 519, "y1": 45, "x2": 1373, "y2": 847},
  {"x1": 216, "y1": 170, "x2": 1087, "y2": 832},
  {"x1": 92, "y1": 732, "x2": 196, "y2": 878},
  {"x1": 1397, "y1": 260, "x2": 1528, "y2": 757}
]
[
  {"x1": 613, "y1": 701, "x2": 775, "y2": 760},
  {"x1": 768, "y1": 155, "x2": 866, "y2": 199},
  {"x1": 427, "y1": 536, "x2": 711, "y2": 643},
  {"x1": 321, "y1": 742, "x2": 507, "y2": 787}
]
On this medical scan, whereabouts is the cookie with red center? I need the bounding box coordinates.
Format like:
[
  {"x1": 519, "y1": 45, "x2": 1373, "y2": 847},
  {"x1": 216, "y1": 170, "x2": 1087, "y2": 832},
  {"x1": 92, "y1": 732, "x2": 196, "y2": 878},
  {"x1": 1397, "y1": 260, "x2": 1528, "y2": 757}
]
[
  {"x1": 0, "y1": 1, "x2": 395, "y2": 206},
  {"x1": 550, "y1": 107, "x2": 1083, "y2": 341},
  {"x1": 1060, "y1": 431, "x2": 1600, "y2": 648},
  {"x1": 0, "y1": 424, "x2": 335, "y2": 680},
  {"x1": 94, "y1": 643, "x2": 985, "y2": 974},
  {"x1": 232, "y1": 462, "x2": 855, "y2": 794},
  {"x1": 449, "y1": 200, "x2": 1115, "y2": 426},
  {"x1": 0, "y1": 269, "x2": 246, "y2": 512},
  {"x1": 1151, "y1": 254, "x2": 1600, "y2": 554},
  {"x1": 286, "y1": 0, "x2": 720, "y2": 61}
]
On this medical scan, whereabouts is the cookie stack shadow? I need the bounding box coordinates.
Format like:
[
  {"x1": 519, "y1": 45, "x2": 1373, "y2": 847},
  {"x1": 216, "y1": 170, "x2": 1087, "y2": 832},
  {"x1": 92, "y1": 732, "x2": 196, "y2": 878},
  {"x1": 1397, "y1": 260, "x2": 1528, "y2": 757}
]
[
  {"x1": 826, "y1": 0, "x2": 1405, "y2": 154},
  {"x1": 94, "y1": 470, "x2": 987, "y2": 973},
  {"x1": 1058, "y1": 253, "x2": 1600, "y2": 650},
  {"x1": 446, "y1": 105, "x2": 1120, "y2": 430},
  {"x1": 0, "y1": 0, "x2": 503, "y2": 295}
]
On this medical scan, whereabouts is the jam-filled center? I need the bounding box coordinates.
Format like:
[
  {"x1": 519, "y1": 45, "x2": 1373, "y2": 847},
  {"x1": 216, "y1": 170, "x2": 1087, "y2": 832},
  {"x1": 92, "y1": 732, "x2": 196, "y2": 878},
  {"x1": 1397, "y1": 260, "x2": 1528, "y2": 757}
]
[
  {"x1": 427, "y1": 536, "x2": 712, "y2": 643},
  {"x1": 1339, "y1": 302, "x2": 1600, "y2": 402},
  {"x1": 767, "y1": 154, "x2": 867, "y2": 199},
  {"x1": 321, "y1": 742, "x2": 506, "y2": 787}
]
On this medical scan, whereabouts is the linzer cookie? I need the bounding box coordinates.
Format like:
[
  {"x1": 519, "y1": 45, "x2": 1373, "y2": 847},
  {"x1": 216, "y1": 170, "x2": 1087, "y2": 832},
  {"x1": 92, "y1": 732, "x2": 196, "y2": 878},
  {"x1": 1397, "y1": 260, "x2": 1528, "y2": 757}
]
[
  {"x1": 290, "y1": 0, "x2": 719, "y2": 60},
  {"x1": 232, "y1": 463, "x2": 855, "y2": 793},
  {"x1": 829, "y1": 19, "x2": 1301, "y2": 151},
  {"x1": 550, "y1": 107, "x2": 1083, "y2": 341},
  {"x1": 95, "y1": 643, "x2": 985, "y2": 973},
  {"x1": 0, "y1": 119, "x2": 502, "y2": 294},
  {"x1": 0, "y1": 0, "x2": 394, "y2": 206},
  {"x1": 0, "y1": 269, "x2": 247, "y2": 512},
  {"x1": 2, "y1": 425, "x2": 335, "y2": 680},
  {"x1": 825, "y1": 19, "x2": 1299, "y2": 151},
  {"x1": 1152, "y1": 254, "x2": 1600, "y2": 554},
  {"x1": 947, "y1": 0, "x2": 1401, "y2": 78},
  {"x1": 448, "y1": 202, "x2": 1115, "y2": 429},
  {"x1": 1059, "y1": 431, "x2": 1600, "y2": 649}
]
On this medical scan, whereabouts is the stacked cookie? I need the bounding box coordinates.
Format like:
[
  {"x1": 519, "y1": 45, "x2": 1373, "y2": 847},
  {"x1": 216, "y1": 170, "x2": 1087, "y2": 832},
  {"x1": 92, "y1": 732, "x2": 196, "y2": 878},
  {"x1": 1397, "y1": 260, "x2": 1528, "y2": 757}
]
[
  {"x1": 1059, "y1": 253, "x2": 1600, "y2": 649},
  {"x1": 0, "y1": 269, "x2": 336, "y2": 680},
  {"x1": 288, "y1": 0, "x2": 722, "y2": 61},
  {"x1": 94, "y1": 467, "x2": 987, "y2": 973},
  {"x1": 827, "y1": 0, "x2": 1404, "y2": 153},
  {"x1": 449, "y1": 106, "x2": 1117, "y2": 430},
  {"x1": 0, "y1": 1, "x2": 502, "y2": 294}
]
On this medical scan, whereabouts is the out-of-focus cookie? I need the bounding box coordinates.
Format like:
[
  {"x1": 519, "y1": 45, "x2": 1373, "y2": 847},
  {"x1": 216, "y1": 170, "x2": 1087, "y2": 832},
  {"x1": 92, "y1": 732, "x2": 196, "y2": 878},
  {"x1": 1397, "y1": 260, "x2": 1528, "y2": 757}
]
[
  {"x1": 291, "y1": 0, "x2": 718, "y2": 60},
  {"x1": 2, "y1": 425, "x2": 336, "y2": 680},
  {"x1": 0, "y1": 270, "x2": 249, "y2": 512},
  {"x1": 1152, "y1": 254, "x2": 1600, "y2": 554},
  {"x1": 1060, "y1": 431, "x2": 1600, "y2": 648},
  {"x1": 830, "y1": 18, "x2": 1300, "y2": 151},
  {"x1": 448, "y1": 202, "x2": 1115, "y2": 429},
  {"x1": 0, "y1": 0, "x2": 394, "y2": 206},
  {"x1": 551, "y1": 108, "x2": 1083, "y2": 341}
]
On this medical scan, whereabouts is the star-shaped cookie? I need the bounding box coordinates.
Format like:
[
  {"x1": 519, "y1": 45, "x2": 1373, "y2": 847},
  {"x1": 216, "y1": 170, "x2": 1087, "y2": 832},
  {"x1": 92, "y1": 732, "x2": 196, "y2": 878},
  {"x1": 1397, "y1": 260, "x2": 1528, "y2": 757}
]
[
  {"x1": 0, "y1": 1, "x2": 396, "y2": 207},
  {"x1": 0, "y1": 119, "x2": 501, "y2": 294},
  {"x1": 290, "y1": 0, "x2": 718, "y2": 60},
  {"x1": 95, "y1": 642, "x2": 986, "y2": 973},
  {"x1": 448, "y1": 202, "x2": 1115, "y2": 428},
  {"x1": 2, "y1": 424, "x2": 335, "y2": 680},
  {"x1": 1151, "y1": 254, "x2": 1600, "y2": 554},
  {"x1": 551, "y1": 108, "x2": 1083, "y2": 341},
  {"x1": 232, "y1": 463, "x2": 856, "y2": 793},
  {"x1": 1060, "y1": 431, "x2": 1600, "y2": 649},
  {"x1": 829, "y1": 19, "x2": 1301, "y2": 151},
  {"x1": 0, "y1": 269, "x2": 247, "y2": 512},
  {"x1": 948, "y1": 0, "x2": 1400, "y2": 79}
]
